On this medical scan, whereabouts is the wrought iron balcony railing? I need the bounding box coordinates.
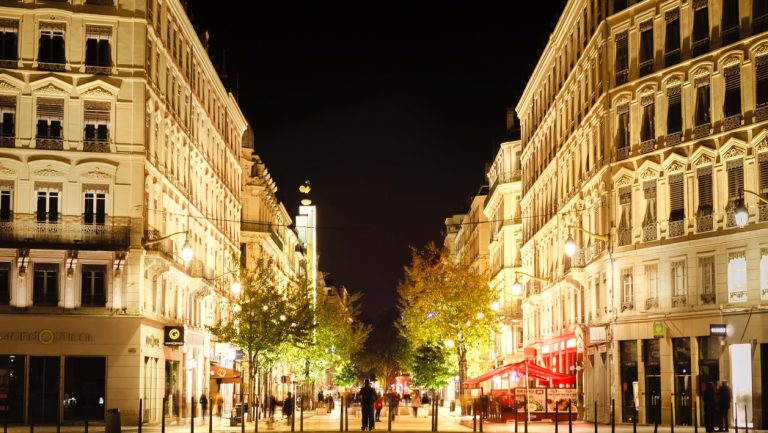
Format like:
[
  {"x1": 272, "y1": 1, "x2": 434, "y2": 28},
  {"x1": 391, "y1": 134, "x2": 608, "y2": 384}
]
[
  {"x1": 696, "y1": 214, "x2": 713, "y2": 232},
  {"x1": 668, "y1": 219, "x2": 685, "y2": 237},
  {"x1": 0, "y1": 136, "x2": 13, "y2": 148},
  {"x1": 693, "y1": 122, "x2": 711, "y2": 139},
  {"x1": 642, "y1": 222, "x2": 657, "y2": 242},
  {"x1": 36, "y1": 137, "x2": 63, "y2": 150},
  {"x1": 0, "y1": 213, "x2": 130, "y2": 249},
  {"x1": 722, "y1": 114, "x2": 742, "y2": 132},
  {"x1": 84, "y1": 139, "x2": 110, "y2": 152},
  {"x1": 640, "y1": 139, "x2": 656, "y2": 154},
  {"x1": 38, "y1": 61, "x2": 66, "y2": 72}
]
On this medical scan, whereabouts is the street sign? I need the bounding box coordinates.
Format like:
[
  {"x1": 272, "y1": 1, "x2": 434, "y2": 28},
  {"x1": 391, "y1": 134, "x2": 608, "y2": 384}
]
[
  {"x1": 652, "y1": 322, "x2": 665, "y2": 338},
  {"x1": 163, "y1": 326, "x2": 184, "y2": 346}
]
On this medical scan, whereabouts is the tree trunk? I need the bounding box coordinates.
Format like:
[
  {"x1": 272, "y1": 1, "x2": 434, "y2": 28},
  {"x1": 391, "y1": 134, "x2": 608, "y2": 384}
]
[{"x1": 458, "y1": 344, "x2": 468, "y2": 415}]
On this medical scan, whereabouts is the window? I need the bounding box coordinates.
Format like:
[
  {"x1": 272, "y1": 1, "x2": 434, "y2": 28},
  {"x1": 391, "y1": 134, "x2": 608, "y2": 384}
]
[
  {"x1": 722, "y1": 65, "x2": 742, "y2": 120},
  {"x1": 616, "y1": 104, "x2": 629, "y2": 150},
  {"x1": 721, "y1": 0, "x2": 740, "y2": 45},
  {"x1": 35, "y1": 98, "x2": 64, "y2": 139},
  {"x1": 757, "y1": 56, "x2": 768, "y2": 109},
  {"x1": 697, "y1": 166, "x2": 713, "y2": 216},
  {"x1": 694, "y1": 77, "x2": 711, "y2": 127},
  {"x1": 0, "y1": 262, "x2": 8, "y2": 305},
  {"x1": 761, "y1": 248, "x2": 768, "y2": 301},
  {"x1": 0, "y1": 185, "x2": 12, "y2": 222},
  {"x1": 81, "y1": 265, "x2": 106, "y2": 307},
  {"x1": 84, "y1": 26, "x2": 111, "y2": 72},
  {"x1": 671, "y1": 259, "x2": 686, "y2": 298},
  {"x1": 83, "y1": 190, "x2": 106, "y2": 224},
  {"x1": 0, "y1": 20, "x2": 18, "y2": 63},
  {"x1": 726, "y1": 159, "x2": 744, "y2": 207},
  {"x1": 615, "y1": 31, "x2": 629, "y2": 85},
  {"x1": 36, "y1": 188, "x2": 59, "y2": 222},
  {"x1": 699, "y1": 256, "x2": 716, "y2": 304},
  {"x1": 727, "y1": 252, "x2": 747, "y2": 303},
  {"x1": 0, "y1": 95, "x2": 14, "y2": 138},
  {"x1": 83, "y1": 101, "x2": 110, "y2": 143},
  {"x1": 645, "y1": 264, "x2": 658, "y2": 308},
  {"x1": 618, "y1": 186, "x2": 632, "y2": 246},
  {"x1": 643, "y1": 180, "x2": 657, "y2": 240},
  {"x1": 639, "y1": 20, "x2": 654, "y2": 77},
  {"x1": 754, "y1": 0, "x2": 768, "y2": 33},
  {"x1": 692, "y1": 1, "x2": 709, "y2": 57},
  {"x1": 669, "y1": 172, "x2": 685, "y2": 221},
  {"x1": 33, "y1": 263, "x2": 58, "y2": 306},
  {"x1": 664, "y1": 9, "x2": 681, "y2": 66},
  {"x1": 759, "y1": 153, "x2": 768, "y2": 200},
  {"x1": 38, "y1": 24, "x2": 65, "y2": 66},
  {"x1": 640, "y1": 96, "x2": 655, "y2": 143},
  {"x1": 667, "y1": 85, "x2": 682, "y2": 134},
  {"x1": 621, "y1": 267, "x2": 634, "y2": 308}
]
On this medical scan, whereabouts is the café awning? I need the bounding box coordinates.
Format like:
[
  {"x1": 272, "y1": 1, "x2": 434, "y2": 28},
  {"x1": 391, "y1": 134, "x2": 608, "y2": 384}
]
[
  {"x1": 465, "y1": 360, "x2": 575, "y2": 387},
  {"x1": 210, "y1": 363, "x2": 241, "y2": 384},
  {"x1": 465, "y1": 362, "x2": 518, "y2": 385}
]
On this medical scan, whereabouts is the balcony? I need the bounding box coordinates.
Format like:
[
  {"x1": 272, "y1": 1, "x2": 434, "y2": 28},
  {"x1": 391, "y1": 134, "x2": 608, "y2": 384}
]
[
  {"x1": 84, "y1": 139, "x2": 110, "y2": 152},
  {"x1": 755, "y1": 13, "x2": 768, "y2": 33},
  {"x1": 526, "y1": 281, "x2": 541, "y2": 297},
  {"x1": 621, "y1": 301, "x2": 634, "y2": 312},
  {"x1": 700, "y1": 292, "x2": 716, "y2": 305},
  {"x1": 571, "y1": 249, "x2": 586, "y2": 268},
  {"x1": 0, "y1": 136, "x2": 13, "y2": 148},
  {"x1": 756, "y1": 105, "x2": 768, "y2": 122},
  {"x1": 640, "y1": 139, "x2": 656, "y2": 154},
  {"x1": 642, "y1": 222, "x2": 657, "y2": 242},
  {"x1": 726, "y1": 210, "x2": 737, "y2": 228},
  {"x1": 143, "y1": 228, "x2": 175, "y2": 259},
  {"x1": 721, "y1": 25, "x2": 740, "y2": 46},
  {"x1": 38, "y1": 62, "x2": 65, "y2": 72},
  {"x1": 617, "y1": 228, "x2": 632, "y2": 246},
  {"x1": 644, "y1": 298, "x2": 658, "y2": 310},
  {"x1": 665, "y1": 131, "x2": 682, "y2": 147},
  {"x1": 639, "y1": 58, "x2": 654, "y2": 77},
  {"x1": 693, "y1": 123, "x2": 711, "y2": 139},
  {"x1": 616, "y1": 146, "x2": 630, "y2": 161},
  {"x1": 692, "y1": 38, "x2": 709, "y2": 57},
  {"x1": 671, "y1": 295, "x2": 687, "y2": 307},
  {"x1": 668, "y1": 219, "x2": 685, "y2": 237},
  {"x1": 696, "y1": 214, "x2": 713, "y2": 232},
  {"x1": 728, "y1": 290, "x2": 747, "y2": 303},
  {"x1": 188, "y1": 258, "x2": 215, "y2": 281},
  {"x1": 0, "y1": 59, "x2": 16, "y2": 69},
  {"x1": 0, "y1": 213, "x2": 130, "y2": 249},
  {"x1": 36, "y1": 137, "x2": 63, "y2": 150},
  {"x1": 664, "y1": 49, "x2": 680, "y2": 67},
  {"x1": 760, "y1": 203, "x2": 768, "y2": 222},
  {"x1": 615, "y1": 69, "x2": 629, "y2": 86},
  {"x1": 85, "y1": 65, "x2": 111, "y2": 75},
  {"x1": 241, "y1": 221, "x2": 272, "y2": 233},
  {"x1": 722, "y1": 114, "x2": 742, "y2": 132}
]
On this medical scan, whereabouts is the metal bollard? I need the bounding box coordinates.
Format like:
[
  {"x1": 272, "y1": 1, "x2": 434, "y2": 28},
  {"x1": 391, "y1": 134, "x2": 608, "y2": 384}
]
[
  {"x1": 479, "y1": 398, "x2": 483, "y2": 433},
  {"x1": 734, "y1": 405, "x2": 739, "y2": 433},
  {"x1": 344, "y1": 396, "x2": 348, "y2": 432},
  {"x1": 191, "y1": 397, "x2": 195, "y2": 433},
  {"x1": 694, "y1": 401, "x2": 698, "y2": 433},
  {"x1": 387, "y1": 397, "x2": 392, "y2": 432},
  {"x1": 514, "y1": 401, "x2": 518, "y2": 433},
  {"x1": 29, "y1": 411, "x2": 33, "y2": 433},
  {"x1": 85, "y1": 404, "x2": 89, "y2": 433},
  {"x1": 57, "y1": 410, "x2": 61, "y2": 433},
  {"x1": 670, "y1": 400, "x2": 674, "y2": 433},
  {"x1": 633, "y1": 405, "x2": 637, "y2": 433},
  {"x1": 555, "y1": 402, "x2": 559, "y2": 433},
  {"x1": 162, "y1": 397, "x2": 166, "y2": 433},
  {"x1": 210, "y1": 398, "x2": 213, "y2": 433},
  {"x1": 744, "y1": 405, "x2": 748, "y2": 433},
  {"x1": 653, "y1": 400, "x2": 658, "y2": 433},
  {"x1": 472, "y1": 399, "x2": 477, "y2": 433},
  {"x1": 340, "y1": 396, "x2": 344, "y2": 432},
  {"x1": 138, "y1": 399, "x2": 142, "y2": 433},
  {"x1": 255, "y1": 399, "x2": 259, "y2": 433},
  {"x1": 300, "y1": 396, "x2": 304, "y2": 432},
  {"x1": 594, "y1": 401, "x2": 598, "y2": 433},
  {"x1": 524, "y1": 396, "x2": 528, "y2": 433},
  {"x1": 611, "y1": 399, "x2": 615, "y2": 433},
  {"x1": 568, "y1": 400, "x2": 573, "y2": 433}
]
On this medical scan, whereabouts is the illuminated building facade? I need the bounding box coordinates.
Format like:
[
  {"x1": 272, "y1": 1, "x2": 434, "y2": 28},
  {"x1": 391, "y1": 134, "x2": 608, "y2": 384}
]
[
  {"x1": 516, "y1": 0, "x2": 768, "y2": 427},
  {"x1": 0, "y1": 0, "x2": 246, "y2": 424}
]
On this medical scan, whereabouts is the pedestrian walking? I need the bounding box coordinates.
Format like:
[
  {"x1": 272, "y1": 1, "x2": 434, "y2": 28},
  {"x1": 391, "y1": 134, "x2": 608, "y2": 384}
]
[
  {"x1": 200, "y1": 392, "x2": 208, "y2": 421},
  {"x1": 360, "y1": 379, "x2": 376, "y2": 431},
  {"x1": 411, "y1": 390, "x2": 420, "y2": 417},
  {"x1": 216, "y1": 393, "x2": 224, "y2": 417},
  {"x1": 716, "y1": 381, "x2": 732, "y2": 432},
  {"x1": 283, "y1": 392, "x2": 294, "y2": 421},
  {"x1": 269, "y1": 394, "x2": 277, "y2": 419},
  {"x1": 374, "y1": 393, "x2": 383, "y2": 421},
  {"x1": 703, "y1": 381, "x2": 716, "y2": 433}
]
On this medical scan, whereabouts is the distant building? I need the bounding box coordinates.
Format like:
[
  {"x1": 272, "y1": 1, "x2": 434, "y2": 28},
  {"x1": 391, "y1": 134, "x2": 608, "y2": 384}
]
[
  {"x1": 516, "y1": 0, "x2": 768, "y2": 427},
  {"x1": 0, "y1": 0, "x2": 246, "y2": 424}
]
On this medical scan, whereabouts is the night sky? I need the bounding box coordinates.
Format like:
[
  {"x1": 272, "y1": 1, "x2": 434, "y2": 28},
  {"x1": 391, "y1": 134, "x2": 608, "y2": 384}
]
[{"x1": 188, "y1": 1, "x2": 566, "y2": 322}]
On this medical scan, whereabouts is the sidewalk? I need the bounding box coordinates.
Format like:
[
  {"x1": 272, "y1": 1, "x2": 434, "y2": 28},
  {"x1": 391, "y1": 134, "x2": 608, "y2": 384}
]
[{"x1": 5, "y1": 407, "x2": 766, "y2": 433}]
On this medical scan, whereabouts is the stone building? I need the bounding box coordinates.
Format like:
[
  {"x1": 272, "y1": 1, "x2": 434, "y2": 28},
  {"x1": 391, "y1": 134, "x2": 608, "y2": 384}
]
[
  {"x1": 516, "y1": 0, "x2": 768, "y2": 427},
  {"x1": 0, "y1": 0, "x2": 246, "y2": 424}
]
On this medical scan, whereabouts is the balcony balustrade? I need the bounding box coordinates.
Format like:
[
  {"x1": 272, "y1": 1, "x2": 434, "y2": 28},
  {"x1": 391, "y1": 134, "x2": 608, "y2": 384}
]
[
  {"x1": 722, "y1": 114, "x2": 742, "y2": 132},
  {"x1": 668, "y1": 219, "x2": 685, "y2": 237},
  {"x1": 83, "y1": 139, "x2": 110, "y2": 152},
  {"x1": 617, "y1": 228, "x2": 632, "y2": 246},
  {"x1": 0, "y1": 213, "x2": 130, "y2": 249},
  {"x1": 36, "y1": 138, "x2": 63, "y2": 150},
  {"x1": 693, "y1": 123, "x2": 711, "y2": 139},
  {"x1": 696, "y1": 214, "x2": 713, "y2": 232},
  {"x1": 642, "y1": 222, "x2": 657, "y2": 241},
  {"x1": 640, "y1": 139, "x2": 656, "y2": 154},
  {"x1": 665, "y1": 131, "x2": 682, "y2": 147}
]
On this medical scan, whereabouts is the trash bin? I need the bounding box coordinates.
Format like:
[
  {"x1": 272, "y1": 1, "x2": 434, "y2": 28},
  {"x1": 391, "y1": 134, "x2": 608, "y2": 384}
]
[
  {"x1": 105, "y1": 408, "x2": 121, "y2": 433},
  {"x1": 450, "y1": 401, "x2": 456, "y2": 412},
  {"x1": 230, "y1": 404, "x2": 243, "y2": 426}
]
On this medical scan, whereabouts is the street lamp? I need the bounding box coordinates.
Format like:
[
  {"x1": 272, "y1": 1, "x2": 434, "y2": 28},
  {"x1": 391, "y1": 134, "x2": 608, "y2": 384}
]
[
  {"x1": 143, "y1": 230, "x2": 194, "y2": 264},
  {"x1": 564, "y1": 225, "x2": 609, "y2": 258},
  {"x1": 734, "y1": 189, "x2": 768, "y2": 228}
]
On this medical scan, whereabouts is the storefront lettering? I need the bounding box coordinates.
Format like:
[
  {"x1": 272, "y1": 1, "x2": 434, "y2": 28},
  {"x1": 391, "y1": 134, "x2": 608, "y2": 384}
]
[
  {"x1": 145, "y1": 335, "x2": 160, "y2": 348},
  {"x1": 0, "y1": 330, "x2": 94, "y2": 344}
]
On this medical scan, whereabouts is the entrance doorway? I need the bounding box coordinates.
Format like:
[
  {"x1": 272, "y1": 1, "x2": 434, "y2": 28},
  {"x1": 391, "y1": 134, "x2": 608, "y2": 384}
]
[
  {"x1": 29, "y1": 356, "x2": 60, "y2": 424},
  {"x1": 620, "y1": 341, "x2": 638, "y2": 422},
  {"x1": 673, "y1": 338, "x2": 692, "y2": 425},
  {"x1": 643, "y1": 339, "x2": 661, "y2": 424}
]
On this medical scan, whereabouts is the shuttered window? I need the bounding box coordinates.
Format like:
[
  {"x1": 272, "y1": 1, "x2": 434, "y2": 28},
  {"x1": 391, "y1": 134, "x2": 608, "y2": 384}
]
[
  {"x1": 36, "y1": 98, "x2": 64, "y2": 138},
  {"x1": 38, "y1": 24, "x2": 65, "y2": 64},
  {"x1": 0, "y1": 19, "x2": 18, "y2": 61},
  {"x1": 756, "y1": 56, "x2": 768, "y2": 107},
  {"x1": 85, "y1": 26, "x2": 111, "y2": 67},
  {"x1": 665, "y1": 10, "x2": 681, "y2": 66},
  {"x1": 617, "y1": 105, "x2": 629, "y2": 149},
  {"x1": 721, "y1": 0, "x2": 740, "y2": 45},
  {"x1": 759, "y1": 153, "x2": 768, "y2": 199},
  {"x1": 644, "y1": 180, "x2": 657, "y2": 223},
  {"x1": 83, "y1": 101, "x2": 110, "y2": 141},
  {"x1": 692, "y1": 1, "x2": 710, "y2": 56},
  {"x1": 641, "y1": 99, "x2": 655, "y2": 141},
  {"x1": 0, "y1": 95, "x2": 14, "y2": 137},
  {"x1": 669, "y1": 173, "x2": 685, "y2": 221},
  {"x1": 726, "y1": 159, "x2": 744, "y2": 202},
  {"x1": 639, "y1": 20, "x2": 654, "y2": 76},
  {"x1": 723, "y1": 65, "x2": 742, "y2": 117},
  {"x1": 615, "y1": 31, "x2": 628, "y2": 84},
  {"x1": 619, "y1": 186, "x2": 632, "y2": 230},
  {"x1": 697, "y1": 166, "x2": 713, "y2": 215},
  {"x1": 667, "y1": 86, "x2": 682, "y2": 133},
  {"x1": 695, "y1": 80, "x2": 711, "y2": 125}
]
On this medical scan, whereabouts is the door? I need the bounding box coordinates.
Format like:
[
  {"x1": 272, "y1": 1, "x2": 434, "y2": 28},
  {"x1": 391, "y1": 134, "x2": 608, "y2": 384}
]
[
  {"x1": 644, "y1": 339, "x2": 661, "y2": 424},
  {"x1": 673, "y1": 338, "x2": 692, "y2": 425},
  {"x1": 29, "y1": 356, "x2": 60, "y2": 424},
  {"x1": 761, "y1": 344, "x2": 767, "y2": 429}
]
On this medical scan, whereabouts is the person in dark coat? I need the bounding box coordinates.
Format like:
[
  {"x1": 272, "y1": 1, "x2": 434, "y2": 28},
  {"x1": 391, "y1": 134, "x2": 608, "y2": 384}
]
[
  {"x1": 360, "y1": 379, "x2": 376, "y2": 431},
  {"x1": 283, "y1": 392, "x2": 294, "y2": 420},
  {"x1": 200, "y1": 392, "x2": 208, "y2": 421},
  {"x1": 703, "y1": 381, "x2": 716, "y2": 433},
  {"x1": 716, "y1": 381, "x2": 732, "y2": 432}
]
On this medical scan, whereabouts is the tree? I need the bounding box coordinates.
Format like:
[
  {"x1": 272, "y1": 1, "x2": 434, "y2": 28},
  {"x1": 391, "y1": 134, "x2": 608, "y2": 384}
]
[
  {"x1": 356, "y1": 308, "x2": 409, "y2": 391},
  {"x1": 407, "y1": 343, "x2": 455, "y2": 392},
  {"x1": 333, "y1": 361, "x2": 359, "y2": 388},
  {"x1": 397, "y1": 243, "x2": 496, "y2": 412},
  {"x1": 208, "y1": 258, "x2": 315, "y2": 418}
]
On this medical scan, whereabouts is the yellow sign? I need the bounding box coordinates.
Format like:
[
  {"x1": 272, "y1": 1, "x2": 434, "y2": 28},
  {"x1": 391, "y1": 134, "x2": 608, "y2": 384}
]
[
  {"x1": 38, "y1": 329, "x2": 55, "y2": 345},
  {"x1": 653, "y1": 322, "x2": 665, "y2": 338}
]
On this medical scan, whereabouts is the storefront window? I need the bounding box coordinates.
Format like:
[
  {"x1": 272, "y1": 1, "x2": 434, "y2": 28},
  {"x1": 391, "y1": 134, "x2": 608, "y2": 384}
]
[
  {"x1": 63, "y1": 357, "x2": 106, "y2": 421},
  {"x1": 643, "y1": 339, "x2": 661, "y2": 424},
  {"x1": 619, "y1": 340, "x2": 638, "y2": 422},
  {"x1": 29, "y1": 356, "x2": 60, "y2": 424},
  {"x1": 0, "y1": 355, "x2": 25, "y2": 423},
  {"x1": 673, "y1": 337, "x2": 692, "y2": 425},
  {"x1": 166, "y1": 360, "x2": 180, "y2": 417}
]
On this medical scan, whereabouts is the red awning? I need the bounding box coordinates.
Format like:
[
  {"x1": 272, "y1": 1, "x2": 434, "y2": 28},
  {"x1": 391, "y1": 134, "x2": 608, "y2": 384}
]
[
  {"x1": 465, "y1": 362, "x2": 518, "y2": 385},
  {"x1": 210, "y1": 363, "x2": 241, "y2": 384},
  {"x1": 465, "y1": 360, "x2": 575, "y2": 387}
]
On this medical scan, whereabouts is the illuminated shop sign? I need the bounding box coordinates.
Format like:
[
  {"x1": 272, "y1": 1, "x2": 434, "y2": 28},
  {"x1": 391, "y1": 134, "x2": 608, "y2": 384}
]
[
  {"x1": 0, "y1": 330, "x2": 94, "y2": 344},
  {"x1": 709, "y1": 324, "x2": 727, "y2": 337},
  {"x1": 164, "y1": 326, "x2": 184, "y2": 346}
]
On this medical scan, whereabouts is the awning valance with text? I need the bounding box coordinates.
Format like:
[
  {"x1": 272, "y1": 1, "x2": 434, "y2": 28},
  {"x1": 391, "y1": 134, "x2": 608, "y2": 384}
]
[{"x1": 210, "y1": 363, "x2": 241, "y2": 384}]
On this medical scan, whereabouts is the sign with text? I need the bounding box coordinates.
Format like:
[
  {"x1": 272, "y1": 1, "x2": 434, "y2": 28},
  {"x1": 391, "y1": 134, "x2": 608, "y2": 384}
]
[
  {"x1": 709, "y1": 324, "x2": 727, "y2": 337},
  {"x1": 164, "y1": 326, "x2": 184, "y2": 346},
  {"x1": 652, "y1": 322, "x2": 665, "y2": 338}
]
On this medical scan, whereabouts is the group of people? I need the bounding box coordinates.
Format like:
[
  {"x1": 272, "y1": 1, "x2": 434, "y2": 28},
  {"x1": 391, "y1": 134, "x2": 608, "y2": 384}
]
[{"x1": 702, "y1": 381, "x2": 732, "y2": 433}]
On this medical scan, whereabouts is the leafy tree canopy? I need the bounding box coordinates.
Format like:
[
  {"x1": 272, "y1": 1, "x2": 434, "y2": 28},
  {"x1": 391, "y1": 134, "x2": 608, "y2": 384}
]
[{"x1": 407, "y1": 343, "x2": 455, "y2": 391}]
